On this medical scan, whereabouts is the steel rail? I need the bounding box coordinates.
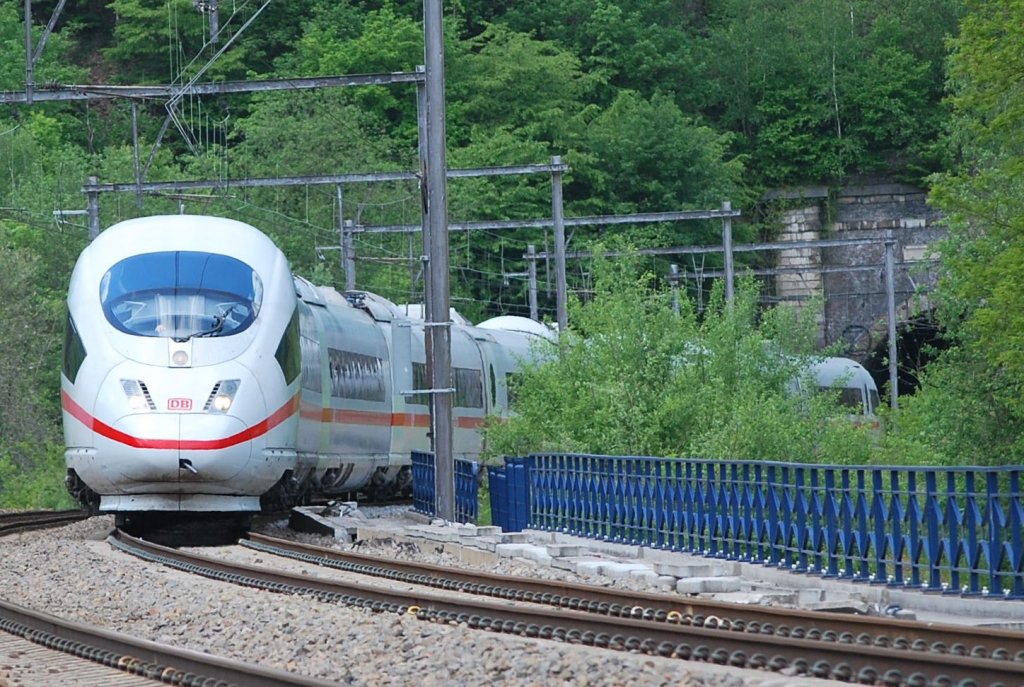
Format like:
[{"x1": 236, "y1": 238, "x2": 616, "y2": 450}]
[
  {"x1": 0, "y1": 597, "x2": 336, "y2": 687},
  {"x1": 246, "y1": 531, "x2": 1024, "y2": 660},
  {"x1": 0, "y1": 509, "x2": 90, "y2": 537},
  {"x1": 113, "y1": 530, "x2": 1024, "y2": 686}
]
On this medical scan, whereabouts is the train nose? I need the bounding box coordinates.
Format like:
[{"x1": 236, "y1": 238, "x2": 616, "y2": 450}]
[
  {"x1": 104, "y1": 413, "x2": 253, "y2": 483},
  {"x1": 178, "y1": 413, "x2": 253, "y2": 482}
]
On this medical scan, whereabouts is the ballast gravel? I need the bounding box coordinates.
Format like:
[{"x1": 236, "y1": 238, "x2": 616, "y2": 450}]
[{"x1": 0, "y1": 513, "x2": 845, "y2": 687}]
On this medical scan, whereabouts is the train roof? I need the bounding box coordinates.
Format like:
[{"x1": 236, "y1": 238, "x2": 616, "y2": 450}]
[
  {"x1": 804, "y1": 356, "x2": 877, "y2": 390},
  {"x1": 477, "y1": 315, "x2": 558, "y2": 342}
]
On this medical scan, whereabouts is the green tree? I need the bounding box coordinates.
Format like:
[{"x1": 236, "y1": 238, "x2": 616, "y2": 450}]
[
  {"x1": 0, "y1": 0, "x2": 86, "y2": 89},
  {"x1": 448, "y1": 24, "x2": 597, "y2": 147},
  {"x1": 0, "y1": 240, "x2": 63, "y2": 446},
  {"x1": 701, "y1": 0, "x2": 958, "y2": 185},
  {"x1": 482, "y1": 255, "x2": 876, "y2": 464},
  {"x1": 284, "y1": 3, "x2": 424, "y2": 145},
  {"x1": 104, "y1": 0, "x2": 250, "y2": 82},
  {"x1": 577, "y1": 90, "x2": 745, "y2": 213},
  {"x1": 906, "y1": 0, "x2": 1024, "y2": 464}
]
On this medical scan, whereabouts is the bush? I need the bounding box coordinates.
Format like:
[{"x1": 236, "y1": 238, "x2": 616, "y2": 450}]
[
  {"x1": 0, "y1": 442, "x2": 76, "y2": 510},
  {"x1": 482, "y1": 251, "x2": 879, "y2": 465}
]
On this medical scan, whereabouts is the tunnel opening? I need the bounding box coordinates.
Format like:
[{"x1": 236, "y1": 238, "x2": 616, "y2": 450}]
[{"x1": 862, "y1": 313, "x2": 950, "y2": 401}]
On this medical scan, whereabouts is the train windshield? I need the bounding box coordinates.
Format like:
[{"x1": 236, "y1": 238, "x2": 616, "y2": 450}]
[{"x1": 100, "y1": 251, "x2": 263, "y2": 339}]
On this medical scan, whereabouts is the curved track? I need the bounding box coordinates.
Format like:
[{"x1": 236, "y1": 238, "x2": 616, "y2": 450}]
[
  {"x1": 113, "y1": 529, "x2": 1024, "y2": 687},
  {"x1": 0, "y1": 509, "x2": 90, "y2": 536},
  {"x1": 0, "y1": 597, "x2": 336, "y2": 687},
  {"x1": 0, "y1": 512, "x2": 334, "y2": 686}
]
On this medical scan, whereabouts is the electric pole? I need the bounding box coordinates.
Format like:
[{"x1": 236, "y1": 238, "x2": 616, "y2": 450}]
[{"x1": 423, "y1": 0, "x2": 454, "y2": 522}]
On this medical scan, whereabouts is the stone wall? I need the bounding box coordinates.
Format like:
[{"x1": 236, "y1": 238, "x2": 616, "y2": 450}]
[{"x1": 773, "y1": 183, "x2": 945, "y2": 358}]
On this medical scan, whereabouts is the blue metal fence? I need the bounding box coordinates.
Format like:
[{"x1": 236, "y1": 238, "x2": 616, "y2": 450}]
[
  {"x1": 410, "y1": 451, "x2": 480, "y2": 524},
  {"x1": 487, "y1": 457, "x2": 532, "y2": 532},
  {"x1": 491, "y1": 453, "x2": 1024, "y2": 599}
]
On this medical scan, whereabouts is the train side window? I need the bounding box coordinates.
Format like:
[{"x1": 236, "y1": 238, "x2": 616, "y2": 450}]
[
  {"x1": 274, "y1": 309, "x2": 301, "y2": 385},
  {"x1": 868, "y1": 388, "x2": 880, "y2": 414},
  {"x1": 506, "y1": 372, "x2": 522, "y2": 408},
  {"x1": 300, "y1": 335, "x2": 321, "y2": 392},
  {"x1": 489, "y1": 364, "x2": 497, "y2": 409},
  {"x1": 298, "y1": 304, "x2": 322, "y2": 392},
  {"x1": 818, "y1": 386, "x2": 864, "y2": 411},
  {"x1": 410, "y1": 362, "x2": 429, "y2": 405},
  {"x1": 63, "y1": 312, "x2": 87, "y2": 383},
  {"x1": 454, "y1": 367, "x2": 483, "y2": 409},
  {"x1": 328, "y1": 348, "x2": 386, "y2": 401}
]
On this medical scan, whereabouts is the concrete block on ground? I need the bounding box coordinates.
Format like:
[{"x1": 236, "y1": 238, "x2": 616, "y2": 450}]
[
  {"x1": 628, "y1": 568, "x2": 660, "y2": 585},
  {"x1": 573, "y1": 560, "x2": 607, "y2": 577},
  {"x1": 658, "y1": 575, "x2": 678, "y2": 592},
  {"x1": 289, "y1": 508, "x2": 348, "y2": 539},
  {"x1": 463, "y1": 537, "x2": 498, "y2": 553},
  {"x1": 712, "y1": 591, "x2": 796, "y2": 606},
  {"x1": 601, "y1": 562, "x2": 652, "y2": 580},
  {"x1": 797, "y1": 588, "x2": 825, "y2": 606},
  {"x1": 455, "y1": 546, "x2": 500, "y2": 567},
  {"x1": 804, "y1": 600, "x2": 870, "y2": 615},
  {"x1": 496, "y1": 543, "x2": 530, "y2": 558},
  {"x1": 654, "y1": 563, "x2": 713, "y2": 578},
  {"x1": 499, "y1": 533, "x2": 530, "y2": 544},
  {"x1": 676, "y1": 576, "x2": 742, "y2": 594},
  {"x1": 521, "y1": 545, "x2": 554, "y2": 566},
  {"x1": 551, "y1": 558, "x2": 578, "y2": 572},
  {"x1": 546, "y1": 545, "x2": 587, "y2": 557}
]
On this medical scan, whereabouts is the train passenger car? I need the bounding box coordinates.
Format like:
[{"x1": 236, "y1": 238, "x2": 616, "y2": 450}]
[{"x1": 61, "y1": 215, "x2": 551, "y2": 526}]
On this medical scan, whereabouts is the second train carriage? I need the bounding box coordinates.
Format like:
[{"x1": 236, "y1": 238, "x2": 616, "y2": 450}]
[{"x1": 288, "y1": 279, "x2": 549, "y2": 504}]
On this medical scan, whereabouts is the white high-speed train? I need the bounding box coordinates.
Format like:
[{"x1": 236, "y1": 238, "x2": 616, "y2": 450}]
[{"x1": 61, "y1": 215, "x2": 551, "y2": 527}]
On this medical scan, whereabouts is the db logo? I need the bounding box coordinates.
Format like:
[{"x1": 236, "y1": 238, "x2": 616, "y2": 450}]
[{"x1": 167, "y1": 398, "x2": 193, "y2": 411}]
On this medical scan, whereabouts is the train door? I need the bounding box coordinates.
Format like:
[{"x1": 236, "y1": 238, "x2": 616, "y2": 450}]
[
  {"x1": 388, "y1": 318, "x2": 430, "y2": 460},
  {"x1": 451, "y1": 327, "x2": 487, "y2": 458},
  {"x1": 295, "y1": 298, "x2": 329, "y2": 477}
]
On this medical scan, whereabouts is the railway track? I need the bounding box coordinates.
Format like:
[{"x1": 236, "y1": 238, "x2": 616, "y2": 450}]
[
  {"x1": 113, "y1": 529, "x2": 1024, "y2": 687},
  {"x1": 0, "y1": 512, "x2": 335, "y2": 685},
  {"x1": 0, "y1": 509, "x2": 90, "y2": 537},
  {"x1": 0, "y1": 597, "x2": 336, "y2": 687}
]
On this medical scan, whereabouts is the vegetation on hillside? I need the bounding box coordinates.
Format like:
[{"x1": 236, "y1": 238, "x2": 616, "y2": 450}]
[
  {"x1": 482, "y1": 263, "x2": 878, "y2": 465},
  {"x1": 2, "y1": 0, "x2": 1023, "y2": 506}
]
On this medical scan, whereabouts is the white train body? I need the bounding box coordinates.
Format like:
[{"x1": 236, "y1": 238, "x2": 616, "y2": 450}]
[{"x1": 62, "y1": 215, "x2": 548, "y2": 517}]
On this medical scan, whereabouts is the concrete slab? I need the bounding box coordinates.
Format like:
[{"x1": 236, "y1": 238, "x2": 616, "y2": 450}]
[
  {"x1": 573, "y1": 560, "x2": 607, "y2": 577},
  {"x1": 521, "y1": 547, "x2": 554, "y2": 566},
  {"x1": 601, "y1": 562, "x2": 653, "y2": 580},
  {"x1": 495, "y1": 543, "x2": 529, "y2": 558},
  {"x1": 676, "y1": 576, "x2": 743, "y2": 594},
  {"x1": 308, "y1": 513, "x2": 1024, "y2": 627},
  {"x1": 628, "y1": 569, "x2": 660, "y2": 585}
]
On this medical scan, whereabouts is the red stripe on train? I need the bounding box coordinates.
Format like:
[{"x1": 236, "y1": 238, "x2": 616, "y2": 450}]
[
  {"x1": 299, "y1": 403, "x2": 486, "y2": 429},
  {"x1": 60, "y1": 390, "x2": 300, "y2": 450}
]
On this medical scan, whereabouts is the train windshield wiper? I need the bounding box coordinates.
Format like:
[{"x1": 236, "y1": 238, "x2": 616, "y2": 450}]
[{"x1": 173, "y1": 306, "x2": 235, "y2": 342}]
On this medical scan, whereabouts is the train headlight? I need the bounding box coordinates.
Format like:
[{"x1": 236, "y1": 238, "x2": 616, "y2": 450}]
[
  {"x1": 121, "y1": 379, "x2": 156, "y2": 411},
  {"x1": 204, "y1": 379, "x2": 240, "y2": 414}
]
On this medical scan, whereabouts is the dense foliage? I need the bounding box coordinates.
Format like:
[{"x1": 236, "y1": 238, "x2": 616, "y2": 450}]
[
  {"x1": 891, "y1": 0, "x2": 1024, "y2": 465},
  {"x1": 482, "y1": 265, "x2": 878, "y2": 465},
  {"x1": 0, "y1": 0, "x2": 1020, "y2": 506}
]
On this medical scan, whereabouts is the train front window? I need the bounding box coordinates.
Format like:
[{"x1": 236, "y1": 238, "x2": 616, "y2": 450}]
[
  {"x1": 100, "y1": 251, "x2": 263, "y2": 339},
  {"x1": 819, "y1": 386, "x2": 866, "y2": 413}
]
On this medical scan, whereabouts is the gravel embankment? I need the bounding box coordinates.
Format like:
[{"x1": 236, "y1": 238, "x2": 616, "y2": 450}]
[{"x1": 0, "y1": 512, "x2": 843, "y2": 687}]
